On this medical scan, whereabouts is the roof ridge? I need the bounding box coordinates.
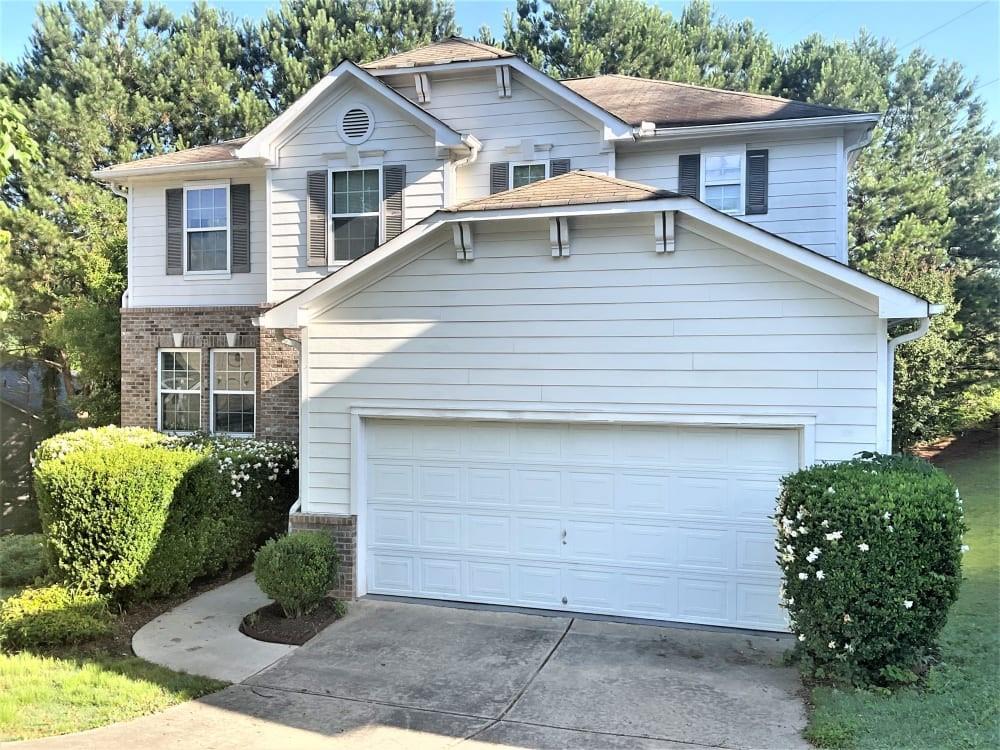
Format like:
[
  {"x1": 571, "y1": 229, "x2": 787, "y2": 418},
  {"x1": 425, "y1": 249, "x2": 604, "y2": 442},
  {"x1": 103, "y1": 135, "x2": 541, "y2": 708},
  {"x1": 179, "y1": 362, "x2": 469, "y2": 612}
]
[
  {"x1": 444, "y1": 35, "x2": 511, "y2": 56},
  {"x1": 581, "y1": 73, "x2": 861, "y2": 114}
]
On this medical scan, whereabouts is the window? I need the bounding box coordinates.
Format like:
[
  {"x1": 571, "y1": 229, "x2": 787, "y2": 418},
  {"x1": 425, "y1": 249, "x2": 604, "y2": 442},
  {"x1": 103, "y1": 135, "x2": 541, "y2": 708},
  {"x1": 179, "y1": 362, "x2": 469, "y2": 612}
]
[
  {"x1": 702, "y1": 152, "x2": 743, "y2": 214},
  {"x1": 331, "y1": 169, "x2": 380, "y2": 261},
  {"x1": 511, "y1": 162, "x2": 548, "y2": 189},
  {"x1": 211, "y1": 350, "x2": 255, "y2": 436},
  {"x1": 159, "y1": 350, "x2": 201, "y2": 432},
  {"x1": 185, "y1": 185, "x2": 229, "y2": 272}
]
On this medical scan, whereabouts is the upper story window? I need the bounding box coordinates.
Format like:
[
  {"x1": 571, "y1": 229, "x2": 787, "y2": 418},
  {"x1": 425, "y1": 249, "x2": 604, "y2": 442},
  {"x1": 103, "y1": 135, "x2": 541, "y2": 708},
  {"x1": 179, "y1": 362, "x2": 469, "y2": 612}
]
[
  {"x1": 184, "y1": 185, "x2": 229, "y2": 272},
  {"x1": 511, "y1": 161, "x2": 548, "y2": 189},
  {"x1": 331, "y1": 169, "x2": 380, "y2": 261},
  {"x1": 158, "y1": 349, "x2": 201, "y2": 433},
  {"x1": 702, "y1": 152, "x2": 744, "y2": 214}
]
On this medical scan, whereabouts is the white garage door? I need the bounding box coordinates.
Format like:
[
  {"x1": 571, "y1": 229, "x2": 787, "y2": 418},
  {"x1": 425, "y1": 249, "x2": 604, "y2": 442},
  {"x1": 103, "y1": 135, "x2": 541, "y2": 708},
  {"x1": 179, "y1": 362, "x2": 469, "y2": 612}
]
[{"x1": 364, "y1": 419, "x2": 798, "y2": 630}]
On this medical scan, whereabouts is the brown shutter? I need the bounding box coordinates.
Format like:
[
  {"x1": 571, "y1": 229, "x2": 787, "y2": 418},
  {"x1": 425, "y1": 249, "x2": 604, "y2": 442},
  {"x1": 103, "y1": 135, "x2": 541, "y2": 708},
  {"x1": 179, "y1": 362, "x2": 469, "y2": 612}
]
[
  {"x1": 382, "y1": 165, "x2": 406, "y2": 241},
  {"x1": 490, "y1": 162, "x2": 509, "y2": 194},
  {"x1": 166, "y1": 188, "x2": 184, "y2": 275},
  {"x1": 306, "y1": 170, "x2": 328, "y2": 267},
  {"x1": 230, "y1": 184, "x2": 250, "y2": 273},
  {"x1": 745, "y1": 149, "x2": 769, "y2": 215},
  {"x1": 549, "y1": 158, "x2": 571, "y2": 177},
  {"x1": 678, "y1": 154, "x2": 700, "y2": 199}
]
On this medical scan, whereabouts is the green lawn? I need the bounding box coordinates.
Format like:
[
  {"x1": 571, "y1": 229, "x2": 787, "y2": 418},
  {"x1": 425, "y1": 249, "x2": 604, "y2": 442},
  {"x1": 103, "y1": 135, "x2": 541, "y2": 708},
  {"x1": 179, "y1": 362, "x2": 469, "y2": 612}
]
[
  {"x1": 0, "y1": 652, "x2": 225, "y2": 741},
  {"x1": 806, "y1": 434, "x2": 1000, "y2": 749}
]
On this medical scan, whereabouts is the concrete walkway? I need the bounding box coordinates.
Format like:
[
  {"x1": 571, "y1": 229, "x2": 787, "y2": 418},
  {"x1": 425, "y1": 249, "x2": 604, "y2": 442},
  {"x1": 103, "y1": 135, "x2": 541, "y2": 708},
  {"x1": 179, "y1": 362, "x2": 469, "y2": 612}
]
[{"x1": 132, "y1": 574, "x2": 295, "y2": 683}]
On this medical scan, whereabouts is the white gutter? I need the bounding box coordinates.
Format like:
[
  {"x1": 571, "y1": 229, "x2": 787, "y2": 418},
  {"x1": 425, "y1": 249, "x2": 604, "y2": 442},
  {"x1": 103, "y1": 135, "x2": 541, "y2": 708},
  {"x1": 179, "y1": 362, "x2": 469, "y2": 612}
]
[
  {"x1": 91, "y1": 159, "x2": 254, "y2": 181},
  {"x1": 639, "y1": 113, "x2": 882, "y2": 141}
]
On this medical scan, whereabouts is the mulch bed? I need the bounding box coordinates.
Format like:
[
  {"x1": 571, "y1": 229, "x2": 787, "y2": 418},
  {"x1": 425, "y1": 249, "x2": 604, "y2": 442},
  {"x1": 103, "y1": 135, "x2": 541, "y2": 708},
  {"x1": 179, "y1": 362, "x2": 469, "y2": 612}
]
[
  {"x1": 910, "y1": 428, "x2": 998, "y2": 464},
  {"x1": 240, "y1": 598, "x2": 345, "y2": 646}
]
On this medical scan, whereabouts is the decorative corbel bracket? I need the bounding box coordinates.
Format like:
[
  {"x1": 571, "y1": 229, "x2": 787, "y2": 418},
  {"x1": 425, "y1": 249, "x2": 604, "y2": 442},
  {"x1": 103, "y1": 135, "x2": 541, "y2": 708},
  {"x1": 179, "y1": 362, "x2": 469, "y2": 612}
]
[
  {"x1": 550, "y1": 217, "x2": 571, "y2": 258},
  {"x1": 654, "y1": 211, "x2": 675, "y2": 253},
  {"x1": 453, "y1": 222, "x2": 474, "y2": 260}
]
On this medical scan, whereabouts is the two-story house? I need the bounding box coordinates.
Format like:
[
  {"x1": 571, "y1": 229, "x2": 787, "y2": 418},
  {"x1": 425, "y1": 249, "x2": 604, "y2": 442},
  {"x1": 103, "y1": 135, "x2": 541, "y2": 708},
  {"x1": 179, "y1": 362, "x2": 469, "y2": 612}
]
[{"x1": 94, "y1": 37, "x2": 938, "y2": 631}]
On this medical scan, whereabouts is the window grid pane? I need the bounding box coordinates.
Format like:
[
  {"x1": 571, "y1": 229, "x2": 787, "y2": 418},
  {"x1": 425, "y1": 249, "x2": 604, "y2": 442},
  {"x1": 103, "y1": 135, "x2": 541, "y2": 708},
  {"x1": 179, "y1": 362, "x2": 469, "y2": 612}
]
[
  {"x1": 705, "y1": 184, "x2": 741, "y2": 212},
  {"x1": 159, "y1": 351, "x2": 201, "y2": 432},
  {"x1": 187, "y1": 230, "x2": 227, "y2": 271},
  {"x1": 213, "y1": 394, "x2": 255, "y2": 435},
  {"x1": 705, "y1": 154, "x2": 741, "y2": 183},
  {"x1": 332, "y1": 169, "x2": 379, "y2": 215},
  {"x1": 211, "y1": 350, "x2": 255, "y2": 435},
  {"x1": 333, "y1": 215, "x2": 380, "y2": 261},
  {"x1": 512, "y1": 164, "x2": 547, "y2": 188},
  {"x1": 212, "y1": 351, "x2": 255, "y2": 392},
  {"x1": 186, "y1": 187, "x2": 227, "y2": 229}
]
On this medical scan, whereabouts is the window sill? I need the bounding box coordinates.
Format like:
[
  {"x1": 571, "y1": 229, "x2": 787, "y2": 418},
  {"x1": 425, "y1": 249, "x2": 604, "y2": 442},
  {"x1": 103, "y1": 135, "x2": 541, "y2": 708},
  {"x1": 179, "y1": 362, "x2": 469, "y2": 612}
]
[{"x1": 184, "y1": 271, "x2": 231, "y2": 280}]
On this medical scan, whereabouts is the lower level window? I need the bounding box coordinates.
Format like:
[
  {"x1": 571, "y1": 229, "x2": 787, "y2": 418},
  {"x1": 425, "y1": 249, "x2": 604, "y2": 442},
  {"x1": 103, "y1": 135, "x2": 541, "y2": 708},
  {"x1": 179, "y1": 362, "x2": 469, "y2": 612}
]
[
  {"x1": 211, "y1": 349, "x2": 255, "y2": 435},
  {"x1": 159, "y1": 349, "x2": 201, "y2": 432}
]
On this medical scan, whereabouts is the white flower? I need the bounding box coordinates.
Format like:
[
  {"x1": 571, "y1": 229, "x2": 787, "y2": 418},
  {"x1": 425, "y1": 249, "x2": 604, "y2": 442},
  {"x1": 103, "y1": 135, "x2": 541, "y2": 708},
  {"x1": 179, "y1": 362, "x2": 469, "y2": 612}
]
[
  {"x1": 887, "y1": 525, "x2": 894, "y2": 533},
  {"x1": 883, "y1": 511, "x2": 892, "y2": 521},
  {"x1": 806, "y1": 547, "x2": 822, "y2": 563},
  {"x1": 816, "y1": 570, "x2": 826, "y2": 580},
  {"x1": 828, "y1": 641, "x2": 837, "y2": 649},
  {"x1": 796, "y1": 507, "x2": 809, "y2": 520},
  {"x1": 903, "y1": 600, "x2": 913, "y2": 609},
  {"x1": 826, "y1": 486, "x2": 836, "y2": 495},
  {"x1": 845, "y1": 643, "x2": 855, "y2": 653},
  {"x1": 961, "y1": 545, "x2": 970, "y2": 553},
  {"x1": 798, "y1": 634, "x2": 806, "y2": 642},
  {"x1": 798, "y1": 572, "x2": 809, "y2": 580},
  {"x1": 821, "y1": 519, "x2": 830, "y2": 528},
  {"x1": 825, "y1": 531, "x2": 843, "y2": 542},
  {"x1": 858, "y1": 542, "x2": 869, "y2": 552},
  {"x1": 843, "y1": 613, "x2": 852, "y2": 623},
  {"x1": 797, "y1": 525, "x2": 808, "y2": 535}
]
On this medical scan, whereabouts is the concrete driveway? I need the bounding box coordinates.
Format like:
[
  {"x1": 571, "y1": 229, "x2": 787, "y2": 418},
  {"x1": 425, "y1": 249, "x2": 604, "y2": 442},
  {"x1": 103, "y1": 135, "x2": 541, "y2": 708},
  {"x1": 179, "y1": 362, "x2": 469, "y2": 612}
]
[{"x1": 13, "y1": 599, "x2": 808, "y2": 750}]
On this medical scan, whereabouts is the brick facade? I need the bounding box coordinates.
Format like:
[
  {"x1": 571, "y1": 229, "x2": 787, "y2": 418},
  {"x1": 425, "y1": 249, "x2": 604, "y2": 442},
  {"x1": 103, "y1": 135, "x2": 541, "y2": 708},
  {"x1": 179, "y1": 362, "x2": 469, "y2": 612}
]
[
  {"x1": 120, "y1": 305, "x2": 299, "y2": 442},
  {"x1": 288, "y1": 513, "x2": 358, "y2": 600}
]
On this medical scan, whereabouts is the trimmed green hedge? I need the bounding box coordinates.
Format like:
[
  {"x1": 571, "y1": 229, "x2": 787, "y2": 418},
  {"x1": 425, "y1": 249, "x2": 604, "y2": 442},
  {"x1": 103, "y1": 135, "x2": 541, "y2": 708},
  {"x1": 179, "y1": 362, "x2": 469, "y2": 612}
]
[
  {"x1": 0, "y1": 584, "x2": 111, "y2": 649},
  {"x1": 776, "y1": 453, "x2": 965, "y2": 687},
  {"x1": 0, "y1": 534, "x2": 47, "y2": 587},
  {"x1": 34, "y1": 427, "x2": 297, "y2": 603},
  {"x1": 255, "y1": 532, "x2": 339, "y2": 618}
]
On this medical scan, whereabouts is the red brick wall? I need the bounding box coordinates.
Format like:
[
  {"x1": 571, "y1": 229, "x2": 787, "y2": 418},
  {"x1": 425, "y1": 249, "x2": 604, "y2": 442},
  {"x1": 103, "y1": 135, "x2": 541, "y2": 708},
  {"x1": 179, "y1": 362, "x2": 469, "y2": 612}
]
[
  {"x1": 120, "y1": 305, "x2": 299, "y2": 442},
  {"x1": 288, "y1": 513, "x2": 358, "y2": 600}
]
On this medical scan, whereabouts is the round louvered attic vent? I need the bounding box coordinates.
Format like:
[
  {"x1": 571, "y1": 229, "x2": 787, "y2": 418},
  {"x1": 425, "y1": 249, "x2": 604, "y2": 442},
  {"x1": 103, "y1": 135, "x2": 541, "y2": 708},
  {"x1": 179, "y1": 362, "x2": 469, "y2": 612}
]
[{"x1": 339, "y1": 105, "x2": 374, "y2": 144}]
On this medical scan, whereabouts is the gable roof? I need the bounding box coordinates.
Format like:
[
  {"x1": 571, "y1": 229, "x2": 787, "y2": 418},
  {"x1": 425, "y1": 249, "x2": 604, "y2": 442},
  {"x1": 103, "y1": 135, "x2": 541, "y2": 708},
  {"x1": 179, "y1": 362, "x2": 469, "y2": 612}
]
[
  {"x1": 92, "y1": 137, "x2": 250, "y2": 180},
  {"x1": 563, "y1": 74, "x2": 867, "y2": 128},
  {"x1": 447, "y1": 171, "x2": 677, "y2": 212},
  {"x1": 363, "y1": 36, "x2": 514, "y2": 70},
  {"x1": 263, "y1": 173, "x2": 936, "y2": 329}
]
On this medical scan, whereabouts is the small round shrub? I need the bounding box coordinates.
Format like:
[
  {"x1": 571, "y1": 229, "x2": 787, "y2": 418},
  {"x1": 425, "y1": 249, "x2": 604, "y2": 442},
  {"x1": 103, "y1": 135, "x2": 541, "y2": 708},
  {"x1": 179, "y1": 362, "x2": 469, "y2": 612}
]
[
  {"x1": 776, "y1": 453, "x2": 965, "y2": 686},
  {"x1": 0, "y1": 533, "x2": 47, "y2": 587},
  {"x1": 0, "y1": 584, "x2": 111, "y2": 650},
  {"x1": 254, "y1": 533, "x2": 339, "y2": 618}
]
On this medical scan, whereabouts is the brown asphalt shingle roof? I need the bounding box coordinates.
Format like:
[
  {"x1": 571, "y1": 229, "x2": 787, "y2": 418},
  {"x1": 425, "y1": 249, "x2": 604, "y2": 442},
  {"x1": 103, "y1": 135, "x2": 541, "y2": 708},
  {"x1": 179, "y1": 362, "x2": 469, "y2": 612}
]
[
  {"x1": 446, "y1": 170, "x2": 677, "y2": 212},
  {"x1": 563, "y1": 74, "x2": 863, "y2": 128},
  {"x1": 363, "y1": 36, "x2": 514, "y2": 70},
  {"x1": 94, "y1": 137, "x2": 249, "y2": 175}
]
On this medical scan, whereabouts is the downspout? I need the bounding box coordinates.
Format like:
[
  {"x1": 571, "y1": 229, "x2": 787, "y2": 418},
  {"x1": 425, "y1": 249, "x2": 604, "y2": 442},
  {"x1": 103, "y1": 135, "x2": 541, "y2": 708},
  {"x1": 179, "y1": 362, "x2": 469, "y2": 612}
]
[
  {"x1": 106, "y1": 181, "x2": 131, "y2": 308},
  {"x1": 885, "y1": 311, "x2": 934, "y2": 450},
  {"x1": 447, "y1": 134, "x2": 482, "y2": 205}
]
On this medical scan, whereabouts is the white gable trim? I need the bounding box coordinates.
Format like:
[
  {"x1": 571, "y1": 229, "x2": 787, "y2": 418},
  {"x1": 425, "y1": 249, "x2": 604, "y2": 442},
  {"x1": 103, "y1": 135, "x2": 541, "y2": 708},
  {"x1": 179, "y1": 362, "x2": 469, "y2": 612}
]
[
  {"x1": 371, "y1": 57, "x2": 634, "y2": 141},
  {"x1": 262, "y1": 197, "x2": 934, "y2": 328},
  {"x1": 236, "y1": 60, "x2": 466, "y2": 165}
]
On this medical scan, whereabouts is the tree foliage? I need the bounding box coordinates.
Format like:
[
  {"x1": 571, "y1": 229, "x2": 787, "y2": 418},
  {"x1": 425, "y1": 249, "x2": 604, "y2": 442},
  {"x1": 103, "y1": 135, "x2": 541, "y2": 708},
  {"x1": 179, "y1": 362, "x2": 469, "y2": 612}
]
[{"x1": 2, "y1": 0, "x2": 997, "y2": 444}]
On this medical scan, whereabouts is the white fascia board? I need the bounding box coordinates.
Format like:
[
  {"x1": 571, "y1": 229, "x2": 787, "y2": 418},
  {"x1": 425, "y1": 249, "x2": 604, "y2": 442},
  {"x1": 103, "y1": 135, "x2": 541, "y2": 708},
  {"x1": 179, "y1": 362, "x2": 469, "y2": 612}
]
[
  {"x1": 372, "y1": 58, "x2": 634, "y2": 141},
  {"x1": 91, "y1": 159, "x2": 256, "y2": 182},
  {"x1": 236, "y1": 60, "x2": 465, "y2": 164},
  {"x1": 646, "y1": 113, "x2": 881, "y2": 142},
  {"x1": 261, "y1": 220, "x2": 445, "y2": 328}
]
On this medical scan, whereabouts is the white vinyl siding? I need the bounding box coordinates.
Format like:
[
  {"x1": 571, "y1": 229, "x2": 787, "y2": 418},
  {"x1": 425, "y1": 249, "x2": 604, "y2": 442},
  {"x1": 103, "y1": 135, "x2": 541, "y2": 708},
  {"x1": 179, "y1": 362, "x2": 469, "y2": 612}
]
[
  {"x1": 386, "y1": 69, "x2": 610, "y2": 203},
  {"x1": 129, "y1": 169, "x2": 266, "y2": 307},
  {"x1": 302, "y1": 216, "x2": 881, "y2": 515},
  {"x1": 616, "y1": 134, "x2": 843, "y2": 259},
  {"x1": 270, "y1": 81, "x2": 444, "y2": 302}
]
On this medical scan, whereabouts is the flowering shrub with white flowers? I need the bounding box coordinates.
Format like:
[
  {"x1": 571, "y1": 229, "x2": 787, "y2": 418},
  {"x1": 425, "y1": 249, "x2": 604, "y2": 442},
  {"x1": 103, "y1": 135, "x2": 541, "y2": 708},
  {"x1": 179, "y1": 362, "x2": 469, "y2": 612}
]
[
  {"x1": 34, "y1": 427, "x2": 297, "y2": 603},
  {"x1": 776, "y1": 452, "x2": 965, "y2": 687}
]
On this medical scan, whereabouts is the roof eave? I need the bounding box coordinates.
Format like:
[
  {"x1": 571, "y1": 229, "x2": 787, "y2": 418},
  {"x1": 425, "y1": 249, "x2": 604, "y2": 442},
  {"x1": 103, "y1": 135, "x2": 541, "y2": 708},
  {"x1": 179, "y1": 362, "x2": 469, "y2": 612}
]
[{"x1": 91, "y1": 158, "x2": 255, "y2": 181}]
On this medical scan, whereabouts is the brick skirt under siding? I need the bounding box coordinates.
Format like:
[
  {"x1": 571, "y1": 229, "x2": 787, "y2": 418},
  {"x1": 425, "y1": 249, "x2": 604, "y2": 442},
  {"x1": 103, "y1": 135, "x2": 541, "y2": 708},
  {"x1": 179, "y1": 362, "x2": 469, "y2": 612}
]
[
  {"x1": 120, "y1": 305, "x2": 299, "y2": 442},
  {"x1": 288, "y1": 513, "x2": 358, "y2": 600}
]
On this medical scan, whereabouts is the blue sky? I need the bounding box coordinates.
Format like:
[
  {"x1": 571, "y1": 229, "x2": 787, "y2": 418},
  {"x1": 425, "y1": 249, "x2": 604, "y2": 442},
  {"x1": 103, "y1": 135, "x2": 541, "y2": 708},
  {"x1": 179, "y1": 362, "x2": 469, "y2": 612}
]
[{"x1": 2, "y1": 0, "x2": 997, "y2": 122}]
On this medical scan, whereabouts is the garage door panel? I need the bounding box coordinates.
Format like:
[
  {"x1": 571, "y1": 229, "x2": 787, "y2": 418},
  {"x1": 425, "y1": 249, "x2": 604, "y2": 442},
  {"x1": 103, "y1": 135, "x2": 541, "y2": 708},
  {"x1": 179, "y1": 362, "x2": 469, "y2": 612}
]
[
  {"x1": 417, "y1": 511, "x2": 461, "y2": 550},
  {"x1": 565, "y1": 471, "x2": 615, "y2": 510},
  {"x1": 364, "y1": 419, "x2": 792, "y2": 631},
  {"x1": 515, "y1": 470, "x2": 561, "y2": 508},
  {"x1": 464, "y1": 514, "x2": 511, "y2": 554}
]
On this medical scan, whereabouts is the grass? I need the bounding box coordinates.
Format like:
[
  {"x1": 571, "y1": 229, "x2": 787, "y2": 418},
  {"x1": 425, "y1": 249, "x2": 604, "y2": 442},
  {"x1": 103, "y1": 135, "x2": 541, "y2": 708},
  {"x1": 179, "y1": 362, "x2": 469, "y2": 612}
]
[
  {"x1": 0, "y1": 652, "x2": 225, "y2": 741},
  {"x1": 805, "y1": 432, "x2": 1000, "y2": 749},
  {"x1": 0, "y1": 578, "x2": 229, "y2": 741}
]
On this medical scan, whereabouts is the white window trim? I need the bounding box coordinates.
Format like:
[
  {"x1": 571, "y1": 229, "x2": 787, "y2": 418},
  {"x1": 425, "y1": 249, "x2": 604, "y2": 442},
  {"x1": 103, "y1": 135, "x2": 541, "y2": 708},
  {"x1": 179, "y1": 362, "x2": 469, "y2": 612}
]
[
  {"x1": 183, "y1": 182, "x2": 231, "y2": 278},
  {"x1": 328, "y1": 166, "x2": 383, "y2": 264},
  {"x1": 700, "y1": 148, "x2": 746, "y2": 216},
  {"x1": 509, "y1": 160, "x2": 549, "y2": 190},
  {"x1": 209, "y1": 348, "x2": 257, "y2": 438},
  {"x1": 157, "y1": 348, "x2": 202, "y2": 434}
]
